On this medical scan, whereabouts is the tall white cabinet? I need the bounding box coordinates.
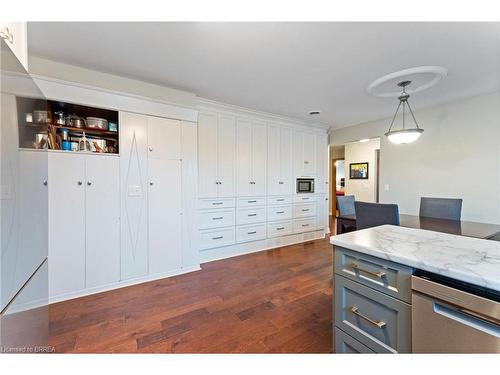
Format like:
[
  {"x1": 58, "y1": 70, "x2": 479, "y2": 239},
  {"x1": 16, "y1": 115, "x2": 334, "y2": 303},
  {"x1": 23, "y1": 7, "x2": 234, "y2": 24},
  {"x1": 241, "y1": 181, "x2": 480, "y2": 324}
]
[
  {"x1": 198, "y1": 112, "x2": 236, "y2": 198},
  {"x1": 267, "y1": 124, "x2": 293, "y2": 196}
]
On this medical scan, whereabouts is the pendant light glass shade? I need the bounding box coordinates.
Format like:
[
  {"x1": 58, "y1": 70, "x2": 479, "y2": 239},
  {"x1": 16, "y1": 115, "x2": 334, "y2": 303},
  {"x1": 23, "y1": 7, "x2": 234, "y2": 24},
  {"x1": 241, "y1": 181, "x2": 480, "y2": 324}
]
[{"x1": 385, "y1": 81, "x2": 424, "y2": 144}]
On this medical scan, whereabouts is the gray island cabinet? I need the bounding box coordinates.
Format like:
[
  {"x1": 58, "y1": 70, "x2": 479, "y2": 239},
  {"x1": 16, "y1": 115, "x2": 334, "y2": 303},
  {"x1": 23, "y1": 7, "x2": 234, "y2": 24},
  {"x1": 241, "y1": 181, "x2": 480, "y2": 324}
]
[{"x1": 331, "y1": 224, "x2": 500, "y2": 354}]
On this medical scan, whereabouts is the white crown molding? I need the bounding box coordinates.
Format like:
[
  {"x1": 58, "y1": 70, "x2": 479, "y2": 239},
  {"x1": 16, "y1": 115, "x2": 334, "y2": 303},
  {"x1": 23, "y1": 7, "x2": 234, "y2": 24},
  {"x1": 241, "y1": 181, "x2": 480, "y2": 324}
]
[{"x1": 197, "y1": 97, "x2": 330, "y2": 132}]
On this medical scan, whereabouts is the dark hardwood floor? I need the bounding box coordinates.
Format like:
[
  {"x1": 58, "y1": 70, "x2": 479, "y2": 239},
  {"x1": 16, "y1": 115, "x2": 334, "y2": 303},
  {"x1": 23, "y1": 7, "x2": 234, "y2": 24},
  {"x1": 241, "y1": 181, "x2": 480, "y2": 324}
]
[{"x1": 49, "y1": 232, "x2": 333, "y2": 353}]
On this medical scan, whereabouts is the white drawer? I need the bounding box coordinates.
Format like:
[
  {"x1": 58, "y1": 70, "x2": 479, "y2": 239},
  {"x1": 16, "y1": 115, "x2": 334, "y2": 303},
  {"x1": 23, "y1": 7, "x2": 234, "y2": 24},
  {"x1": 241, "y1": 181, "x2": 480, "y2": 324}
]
[
  {"x1": 293, "y1": 218, "x2": 317, "y2": 233},
  {"x1": 292, "y1": 203, "x2": 317, "y2": 218},
  {"x1": 236, "y1": 224, "x2": 267, "y2": 243},
  {"x1": 236, "y1": 207, "x2": 267, "y2": 225},
  {"x1": 199, "y1": 209, "x2": 235, "y2": 229},
  {"x1": 198, "y1": 198, "x2": 236, "y2": 210},
  {"x1": 267, "y1": 205, "x2": 293, "y2": 221},
  {"x1": 267, "y1": 196, "x2": 292, "y2": 206},
  {"x1": 267, "y1": 220, "x2": 293, "y2": 238},
  {"x1": 237, "y1": 197, "x2": 266, "y2": 208},
  {"x1": 199, "y1": 228, "x2": 236, "y2": 250},
  {"x1": 293, "y1": 195, "x2": 317, "y2": 203}
]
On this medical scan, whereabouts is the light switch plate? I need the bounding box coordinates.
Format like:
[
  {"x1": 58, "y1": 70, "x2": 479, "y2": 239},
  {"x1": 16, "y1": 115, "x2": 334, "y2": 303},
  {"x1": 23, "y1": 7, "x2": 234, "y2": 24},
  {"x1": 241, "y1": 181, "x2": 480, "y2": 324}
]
[
  {"x1": 128, "y1": 185, "x2": 142, "y2": 197},
  {"x1": 384, "y1": 184, "x2": 390, "y2": 191}
]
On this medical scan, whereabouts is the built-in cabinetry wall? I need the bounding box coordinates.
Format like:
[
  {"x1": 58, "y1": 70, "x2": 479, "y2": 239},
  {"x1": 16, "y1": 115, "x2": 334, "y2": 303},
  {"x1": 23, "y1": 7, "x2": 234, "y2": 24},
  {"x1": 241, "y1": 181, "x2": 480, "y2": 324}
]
[{"x1": 197, "y1": 107, "x2": 329, "y2": 262}]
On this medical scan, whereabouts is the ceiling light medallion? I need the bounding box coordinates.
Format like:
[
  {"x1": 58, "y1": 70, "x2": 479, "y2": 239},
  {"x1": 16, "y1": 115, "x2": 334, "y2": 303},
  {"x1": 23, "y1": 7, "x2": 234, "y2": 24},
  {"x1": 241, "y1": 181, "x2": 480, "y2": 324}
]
[{"x1": 384, "y1": 81, "x2": 423, "y2": 144}]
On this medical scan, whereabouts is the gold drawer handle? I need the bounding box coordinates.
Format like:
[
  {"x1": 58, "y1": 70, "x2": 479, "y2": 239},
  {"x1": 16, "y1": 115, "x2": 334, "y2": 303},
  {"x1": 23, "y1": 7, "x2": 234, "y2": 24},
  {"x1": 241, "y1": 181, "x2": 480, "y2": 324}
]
[
  {"x1": 350, "y1": 306, "x2": 386, "y2": 328},
  {"x1": 349, "y1": 263, "x2": 386, "y2": 278}
]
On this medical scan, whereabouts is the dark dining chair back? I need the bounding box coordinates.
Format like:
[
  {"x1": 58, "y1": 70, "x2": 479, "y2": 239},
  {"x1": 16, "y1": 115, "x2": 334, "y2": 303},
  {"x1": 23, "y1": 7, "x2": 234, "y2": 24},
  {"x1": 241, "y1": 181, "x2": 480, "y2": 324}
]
[
  {"x1": 354, "y1": 201, "x2": 400, "y2": 230},
  {"x1": 419, "y1": 197, "x2": 463, "y2": 221},
  {"x1": 337, "y1": 195, "x2": 355, "y2": 216}
]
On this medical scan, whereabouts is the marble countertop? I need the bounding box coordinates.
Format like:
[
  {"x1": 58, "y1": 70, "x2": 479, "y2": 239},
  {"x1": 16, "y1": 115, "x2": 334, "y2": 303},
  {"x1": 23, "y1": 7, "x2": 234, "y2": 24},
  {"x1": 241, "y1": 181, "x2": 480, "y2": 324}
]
[{"x1": 330, "y1": 225, "x2": 500, "y2": 291}]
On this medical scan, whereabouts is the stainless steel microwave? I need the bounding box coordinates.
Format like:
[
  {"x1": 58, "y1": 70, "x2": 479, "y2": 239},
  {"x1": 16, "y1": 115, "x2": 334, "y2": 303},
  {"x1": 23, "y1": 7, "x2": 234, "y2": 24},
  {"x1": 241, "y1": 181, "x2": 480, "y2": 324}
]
[{"x1": 296, "y1": 178, "x2": 315, "y2": 193}]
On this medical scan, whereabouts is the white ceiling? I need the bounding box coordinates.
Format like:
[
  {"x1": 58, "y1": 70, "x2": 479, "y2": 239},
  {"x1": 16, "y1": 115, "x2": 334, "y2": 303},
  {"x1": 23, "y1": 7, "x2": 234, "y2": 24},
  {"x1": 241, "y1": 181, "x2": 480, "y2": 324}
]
[{"x1": 28, "y1": 22, "x2": 500, "y2": 129}]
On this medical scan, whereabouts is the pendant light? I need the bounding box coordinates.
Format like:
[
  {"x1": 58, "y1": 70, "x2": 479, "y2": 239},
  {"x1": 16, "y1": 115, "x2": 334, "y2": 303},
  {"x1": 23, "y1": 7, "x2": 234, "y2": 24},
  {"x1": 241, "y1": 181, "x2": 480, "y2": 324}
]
[{"x1": 384, "y1": 80, "x2": 424, "y2": 144}]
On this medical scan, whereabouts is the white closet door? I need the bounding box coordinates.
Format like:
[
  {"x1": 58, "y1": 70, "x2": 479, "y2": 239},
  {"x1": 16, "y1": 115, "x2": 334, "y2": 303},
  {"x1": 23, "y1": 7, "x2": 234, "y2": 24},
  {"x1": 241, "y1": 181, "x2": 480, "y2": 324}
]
[
  {"x1": 251, "y1": 121, "x2": 267, "y2": 196},
  {"x1": 148, "y1": 159, "x2": 182, "y2": 274},
  {"x1": 198, "y1": 112, "x2": 218, "y2": 198},
  {"x1": 119, "y1": 111, "x2": 149, "y2": 280},
  {"x1": 315, "y1": 134, "x2": 328, "y2": 194},
  {"x1": 292, "y1": 130, "x2": 304, "y2": 177},
  {"x1": 85, "y1": 156, "x2": 120, "y2": 288},
  {"x1": 148, "y1": 116, "x2": 181, "y2": 160},
  {"x1": 48, "y1": 153, "x2": 86, "y2": 297},
  {"x1": 303, "y1": 133, "x2": 317, "y2": 177},
  {"x1": 236, "y1": 118, "x2": 252, "y2": 196},
  {"x1": 280, "y1": 127, "x2": 293, "y2": 195},
  {"x1": 217, "y1": 114, "x2": 236, "y2": 197},
  {"x1": 267, "y1": 125, "x2": 281, "y2": 196}
]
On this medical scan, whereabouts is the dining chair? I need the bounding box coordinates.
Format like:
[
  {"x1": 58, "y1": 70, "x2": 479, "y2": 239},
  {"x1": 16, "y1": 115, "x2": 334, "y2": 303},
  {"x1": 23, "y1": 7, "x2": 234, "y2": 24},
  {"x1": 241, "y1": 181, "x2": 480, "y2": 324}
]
[
  {"x1": 336, "y1": 195, "x2": 357, "y2": 233},
  {"x1": 419, "y1": 197, "x2": 463, "y2": 221},
  {"x1": 354, "y1": 201, "x2": 400, "y2": 230}
]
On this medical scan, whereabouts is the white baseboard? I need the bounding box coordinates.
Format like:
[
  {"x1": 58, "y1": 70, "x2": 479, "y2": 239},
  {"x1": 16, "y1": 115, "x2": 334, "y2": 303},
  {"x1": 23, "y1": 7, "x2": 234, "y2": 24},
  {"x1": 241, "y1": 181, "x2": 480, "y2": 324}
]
[
  {"x1": 48, "y1": 265, "x2": 201, "y2": 305},
  {"x1": 200, "y1": 230, "x2": 326, "y2": 264}
]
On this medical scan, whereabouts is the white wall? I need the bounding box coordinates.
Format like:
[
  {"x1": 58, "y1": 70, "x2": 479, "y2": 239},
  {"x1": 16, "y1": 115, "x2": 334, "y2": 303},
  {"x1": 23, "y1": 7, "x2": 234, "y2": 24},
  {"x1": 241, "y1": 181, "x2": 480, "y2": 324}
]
[
  {"x1": 330, "y1": 92, "x2": 500, "y2": 224},
  {"x1": 344, "y1": 139, "x2": 380, "y2": 202}
]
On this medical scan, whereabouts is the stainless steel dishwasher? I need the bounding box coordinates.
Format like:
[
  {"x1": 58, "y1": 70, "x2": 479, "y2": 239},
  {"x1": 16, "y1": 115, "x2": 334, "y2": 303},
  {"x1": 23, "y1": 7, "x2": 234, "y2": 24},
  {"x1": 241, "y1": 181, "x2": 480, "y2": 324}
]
[{"x1": 411, "y1": 272, "x2": 500, "y2": 353}]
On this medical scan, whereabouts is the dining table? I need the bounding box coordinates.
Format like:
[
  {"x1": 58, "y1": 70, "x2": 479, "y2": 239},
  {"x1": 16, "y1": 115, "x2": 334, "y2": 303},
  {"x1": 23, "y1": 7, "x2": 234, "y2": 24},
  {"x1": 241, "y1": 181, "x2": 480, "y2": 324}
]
[{"x1": 336, "y1": 213, "x2": 500, "y2": 240}]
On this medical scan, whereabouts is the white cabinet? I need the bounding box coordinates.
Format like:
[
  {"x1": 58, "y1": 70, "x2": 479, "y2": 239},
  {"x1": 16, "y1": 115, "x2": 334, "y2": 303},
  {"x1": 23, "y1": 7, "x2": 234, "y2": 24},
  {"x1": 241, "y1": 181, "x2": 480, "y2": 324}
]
[
  {"x1": 0, "y1": 22, "x2": 28, "y2": 70},
  {"x1": 293, "y1": 130, "x2": 317, "y2": 177},
  {"x1": 315, "y1": 134, "x2": 329, "y2": 194},
  {"x1": 148, "y1": 116, "x2": 181, "y2": 159},
  {"x1": 236, "y1": 118, "x2": 267, "y2": 196},
  {"x1": 268, "y1": 125, "x2": 293, "y2": 195},
  {"x1": 148, "y1": 159, "x2": 182, "y2": 275},
  {"x1": 120, "y1": 112, "x2": 149, "y2": 280},
  {"x1": 316, "y1": 194, "x2": 329, "y2": 232},
  {"x1": 85, "y1": 156, "x2": 120, "y2": 289},
  {"x1": 49, "y1": 153, "x2": 120, "y2": 297},
  {"x1": 198, "y1": 112, "x2": 236, "y2": 198}
]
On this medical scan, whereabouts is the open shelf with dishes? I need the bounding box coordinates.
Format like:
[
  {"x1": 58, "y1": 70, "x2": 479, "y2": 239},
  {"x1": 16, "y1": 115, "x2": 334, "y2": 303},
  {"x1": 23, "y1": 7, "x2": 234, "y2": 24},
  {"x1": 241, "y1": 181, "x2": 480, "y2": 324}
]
[{"x1": 17, "y1": 98, "x2": 119, "y2": 154}]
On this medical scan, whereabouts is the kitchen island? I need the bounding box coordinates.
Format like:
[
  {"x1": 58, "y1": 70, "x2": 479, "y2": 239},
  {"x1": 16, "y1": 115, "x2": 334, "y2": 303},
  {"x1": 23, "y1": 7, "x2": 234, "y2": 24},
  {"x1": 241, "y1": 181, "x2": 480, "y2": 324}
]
[{"x1": 330, "y1": 225, "x2": 500, "y2": 353}]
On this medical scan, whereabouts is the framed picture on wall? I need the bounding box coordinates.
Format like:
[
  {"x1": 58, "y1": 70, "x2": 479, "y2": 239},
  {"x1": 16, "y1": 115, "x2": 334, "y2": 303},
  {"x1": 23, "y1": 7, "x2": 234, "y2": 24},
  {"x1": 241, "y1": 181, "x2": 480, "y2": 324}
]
[{"x1": 349, "y1": 162, "x2": 369, "y2": 179}]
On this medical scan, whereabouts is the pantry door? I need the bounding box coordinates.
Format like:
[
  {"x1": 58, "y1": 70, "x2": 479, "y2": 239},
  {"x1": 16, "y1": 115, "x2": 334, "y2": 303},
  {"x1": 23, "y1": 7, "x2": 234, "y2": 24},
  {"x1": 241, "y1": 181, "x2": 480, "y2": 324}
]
[{"x1": 148, "y1": 158, "x2": 182, "y2": 274}]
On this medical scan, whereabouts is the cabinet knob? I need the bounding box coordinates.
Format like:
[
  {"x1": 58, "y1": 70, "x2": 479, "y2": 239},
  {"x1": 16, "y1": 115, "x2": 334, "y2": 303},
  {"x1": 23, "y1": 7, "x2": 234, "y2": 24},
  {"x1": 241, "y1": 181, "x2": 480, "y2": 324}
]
[
  {"x1": 149, "y1": 181, "x2": 154, "y2": 186},
  {"x1": 77, "y1": 181, "x2": 83, "y2": 186},
  {"x1": 87, "y1": 181, "x2": 92, "y2": 186},
  {"x1": 149, "y1": 147, "x2": 153, "y2": 152},
  {"x1": 43, "y1": 180, "x2": 48, "y2": 186}
]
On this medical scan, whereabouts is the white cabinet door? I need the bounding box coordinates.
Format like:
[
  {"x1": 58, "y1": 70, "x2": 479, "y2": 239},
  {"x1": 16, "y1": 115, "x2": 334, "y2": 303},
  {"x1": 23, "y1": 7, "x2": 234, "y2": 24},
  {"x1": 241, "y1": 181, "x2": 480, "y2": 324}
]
[
  {"x1": 85, "y1": 156, "x2": 120, "y2": 289},
  {"x1": 267, "y1": 125, "x2": 281, "y2": 196},
  {"x1": 236, "y1": 118, "x2": 252, "y2": 196},
  {"x1": 252, "y1": 121, "x2": 267, "y2": 196},
  {"x1": 148, "y1": 159, "x2": 182, "y2": 274},
  {"x1": 0, "y1": 22, "x2": 28, "y2": 70},
  {"x1": 293, "y1": 130, "x2": 304, "y2": 177},
  {"x1": 148, "y1": 116, "x2": 181, "y2": 160},
  {"x1": 315, "y1": 134, "x2": 328, "y2": 194},
  {"x1": 198, "y1": 112, "x2": 218, "y2": 198},
  {"x1": 280, "y1": 127, "x2": 293, "y2": 195},
  {"x1": 48, "y1": 153, "x2": 86, "y2": 297},
  {"x1": 217, "y1": 115, "x2": 236, "y2": 197},
  {"x1": 316, "y1": 194, "x2": 329, "y2": 232},
  {"x1": 119, "y1": 111, "x2": 149, "y2": 280},
  {"x1": 303, "y1": 133, "x2": 317, "y2": 176},
  {"x1": 180, "y1": 121, "x2": 199, "y2": 269}
]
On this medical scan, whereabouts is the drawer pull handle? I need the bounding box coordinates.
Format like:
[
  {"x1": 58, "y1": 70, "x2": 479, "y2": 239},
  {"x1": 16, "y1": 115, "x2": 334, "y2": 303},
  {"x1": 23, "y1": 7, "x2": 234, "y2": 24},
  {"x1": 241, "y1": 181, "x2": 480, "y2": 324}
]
[
  {"x1": 302, "y1": 224, "x2": 309, "y2": 227},
  {"x1": 276, "y1": 211, "x2": 285, "y2": 214},
  {"x1": 302, "y1": 209, "x2": 310, "y2": 212},
  {"x1": 212, "y1": 202, "x2": 223, "y2": 205},
  {"x1": 247, "y1": 200, "x2": 257, "y2": 203},
  {"x1": 212, "y1": 217, "x2": 223, "y2": 220},
  {"x1": 349, "y1": 263, "x2": 386, "y2": 278},
  {"x1": 349, "y1": 306, "x2": 386, "y2": 329},
  {"x1": 277, "y1": 199, "x2": 285, "y2": 202},
  {"x1": 212, "y1": 236, "x2": 223, "y2": 240},
  {"x1": 248, "y1": 213, "x2": 257, "y2": 217},
  {"x1": 277, "y1": 227, "x2": 285, "y2": 230},
  {"x1": 247, "y1": 231, "x2": 257, "y2": 235}
]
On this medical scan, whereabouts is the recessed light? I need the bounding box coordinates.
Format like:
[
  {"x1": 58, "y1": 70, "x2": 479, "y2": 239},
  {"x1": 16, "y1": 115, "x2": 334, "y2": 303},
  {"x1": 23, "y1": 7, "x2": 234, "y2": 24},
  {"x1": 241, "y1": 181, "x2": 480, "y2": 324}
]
[
  {"x1": 359, "y1": 138, "x2": 370, "y2": 143},
  {"x1": 308, "y1": 110, "x2": 321, "y2": 116}
]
